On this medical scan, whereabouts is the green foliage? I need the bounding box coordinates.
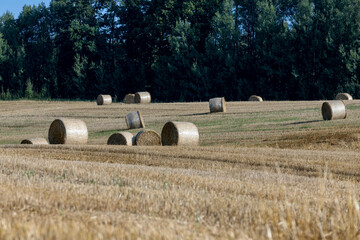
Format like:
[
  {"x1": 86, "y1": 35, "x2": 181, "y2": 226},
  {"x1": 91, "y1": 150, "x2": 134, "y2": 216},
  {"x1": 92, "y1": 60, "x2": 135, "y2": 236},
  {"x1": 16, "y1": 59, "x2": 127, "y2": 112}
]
[
  {"x1": 40, "y1": 86, "x2": 50, "y2": 99},
  {"x1": 24, "y1": 79, "x2": 34, "y2": 99},
  {"x1": 24, "y1": 170, "x2": 35, "y2": 178},
  {"x1": 5, "y1": 88, "x2": 12, "y2": 100},
  {"x1": 205, "y1": 0, "x2": 238, "y2": 99},
  {"x1": 0, "y1": 0, "x2": 359, "y2": 101}
]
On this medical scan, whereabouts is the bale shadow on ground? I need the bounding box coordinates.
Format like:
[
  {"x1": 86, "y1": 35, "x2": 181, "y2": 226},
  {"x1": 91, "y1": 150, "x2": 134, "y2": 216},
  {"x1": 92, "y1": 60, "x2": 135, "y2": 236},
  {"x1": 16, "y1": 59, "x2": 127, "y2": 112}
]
[
  {"x1": 282, "y1": 120, "x2": 322, "y2": 126},
  {"x1": 178, "y1": 112, "x2": 211, "y2": 117}
]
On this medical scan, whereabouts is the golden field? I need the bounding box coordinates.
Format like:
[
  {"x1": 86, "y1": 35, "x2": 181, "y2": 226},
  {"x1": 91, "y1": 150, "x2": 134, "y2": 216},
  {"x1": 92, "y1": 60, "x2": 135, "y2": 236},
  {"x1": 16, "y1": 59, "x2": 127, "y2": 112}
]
[{"x1": 1, "y1": 100, "x2": 360, "y2": 239}]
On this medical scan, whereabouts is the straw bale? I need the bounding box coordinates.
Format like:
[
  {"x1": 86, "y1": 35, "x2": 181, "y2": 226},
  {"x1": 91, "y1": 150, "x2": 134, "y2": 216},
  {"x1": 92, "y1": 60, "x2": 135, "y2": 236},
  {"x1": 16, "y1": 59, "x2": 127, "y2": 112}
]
[
  {"x1": 335, "y1": 93, "x2": 353, "y2": 100},
  {"x1": 135, "y1": 130, "x2": 161, "y2": 146},
  {"x1": 134, "y1": 92, "x2": 151, "y2": 104},
  {"x1": 248, "y1": 95, "x2": 263, "y2": 101},
  {"x1": 48, "y1": 118, "x2": 88, "y2": 144},
  {"x1": 322, "y1": 100, "x2": 347, "y2": 120},
  {"x1": 125, "y1": 111, "x2": 145, "y2": 129},
  {"x1": 21, "y1": 137, "x2": 48, "y2": 145},
  {"x1": 161, "y1": 121, "x2": 199, "y2": 146},
  {"x1": 123, "y1": 94, "x2": 135, "y2": 104},
  {"x1": 97, "y1": 94, "x2": 112, "y2": 105},
  {"x1": 209, "y1": 97, "x2": 226, "y2": 113},
  {"x1": 107, "y1": 132, "x2": 134, "y2": 146}
]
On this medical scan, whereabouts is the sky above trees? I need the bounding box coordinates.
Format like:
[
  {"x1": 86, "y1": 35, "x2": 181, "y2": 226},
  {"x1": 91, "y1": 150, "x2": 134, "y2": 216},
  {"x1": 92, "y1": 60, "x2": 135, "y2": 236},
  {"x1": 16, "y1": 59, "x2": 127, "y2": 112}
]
[{"x1": 0, "y1": 0, "x2": 50, "y2": 17}]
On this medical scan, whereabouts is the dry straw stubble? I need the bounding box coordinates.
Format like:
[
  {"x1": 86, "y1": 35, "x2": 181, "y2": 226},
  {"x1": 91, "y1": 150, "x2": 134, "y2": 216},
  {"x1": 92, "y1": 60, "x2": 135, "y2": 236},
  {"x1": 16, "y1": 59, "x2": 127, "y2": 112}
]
[
  {"x1": 134, "y1": 91, "x2": 151, "y2": 104},
  {"x1": 161, "y1": 121, "x2": 199, "y2": 146},
  {"x1": 209, "y1": 97, "x2": 226, "y2": 113},
  {"x1": 322, "y1": 100, "x2": 347, "y2": 120},
  {"x1": 107, "y1": 132, "x2": 135, "y2": 146},
  {"x1": 123, "y1": 94, "x2": 135, "y2": 104},
  {"x1": 96, "y1": 94, "x2": 112, "y2": 105},
  {"x1": 135, "y1": 130, "x2": 161, "y2": 146},
  {"x1": 21, "y1": 137, "x2": 48, "y2": 145},
  {"x1": 248, "y1": 95, "x2": 263, "y2": 101},
  {"x1": 125, "y1": 111, "x2": 145, "y2": 129},
  {"x1": 48, "y1": 118, "x2": 88, "y2": 144},
  {"x1": 335, "y1": 93, "x2": 353, "y2": 100},
  {"x1": 5, "y1": 100, "x2": 360, "y2": 239}
]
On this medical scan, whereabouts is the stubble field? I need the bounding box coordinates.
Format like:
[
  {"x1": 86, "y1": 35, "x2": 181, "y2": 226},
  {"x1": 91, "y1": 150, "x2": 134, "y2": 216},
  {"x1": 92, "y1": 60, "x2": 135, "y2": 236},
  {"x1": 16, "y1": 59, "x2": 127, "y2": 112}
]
[{"x1": 1, "y1": 100, "x2": 360, "y2": 239}]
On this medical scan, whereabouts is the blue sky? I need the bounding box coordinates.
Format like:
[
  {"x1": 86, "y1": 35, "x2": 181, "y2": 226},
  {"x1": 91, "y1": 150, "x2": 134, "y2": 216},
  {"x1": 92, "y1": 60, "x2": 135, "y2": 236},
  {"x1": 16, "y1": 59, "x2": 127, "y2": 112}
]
[{"x1": 0, "y1": 0, "x2": 51, "y2": 18}]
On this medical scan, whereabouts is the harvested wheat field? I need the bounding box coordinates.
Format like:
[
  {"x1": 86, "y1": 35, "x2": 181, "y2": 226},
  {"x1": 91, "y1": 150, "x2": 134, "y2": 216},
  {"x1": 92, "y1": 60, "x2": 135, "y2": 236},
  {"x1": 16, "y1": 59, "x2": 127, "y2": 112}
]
[{"x1": 2, "y1": 100, "x2": 360, "y2": 239}]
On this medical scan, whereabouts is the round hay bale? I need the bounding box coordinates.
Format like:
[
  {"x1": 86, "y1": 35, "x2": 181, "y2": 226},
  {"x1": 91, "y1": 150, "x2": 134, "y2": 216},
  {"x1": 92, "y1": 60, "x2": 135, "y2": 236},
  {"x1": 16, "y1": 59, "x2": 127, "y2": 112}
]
[
  {"x1": 161, "y1": 121, "x2": 199, "y2": 146},
  {"x1": 97, "y1": 94, "x2": 112, "y2": 105},
  {"x1": 335, "y1": 93, "x2": 353, "y2": 100},
  {"x1": 125, "y1": 111, "x2": 145, "y2": 129},
  {"x1": 209, "y1": 97, "x2": 226, "y2": 113},
  {"x1": 321, "y1": 101, "x2": 347, "y2": 120},
  {"x1": 107, "y1": 132, "x2": 135, "y2": 146},
  {"x1": 248, "y1": 95, "x2": 263, "y2": 101},
  {"x1": 134, "y1": 91, "x2": 151, "y2": 104},
  {"x1": 135, "y1": 130, "x2": 161, "y2": 146},
  {"x1": 123, "y1": 94, "x2": 135, "y2": 104},
  {"x1": 21, "y1": 137, "x2": 48, "y2": 145},
  {"x1": 48, "y1": 118, "x2": 88, "y2": 145}
]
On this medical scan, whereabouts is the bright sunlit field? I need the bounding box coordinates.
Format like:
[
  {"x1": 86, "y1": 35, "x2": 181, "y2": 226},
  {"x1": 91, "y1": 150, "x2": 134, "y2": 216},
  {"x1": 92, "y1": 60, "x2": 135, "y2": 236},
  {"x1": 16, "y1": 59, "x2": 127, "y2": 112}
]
[{"x1": 1, "y1": 100, "x2": 360, "y2": 239}]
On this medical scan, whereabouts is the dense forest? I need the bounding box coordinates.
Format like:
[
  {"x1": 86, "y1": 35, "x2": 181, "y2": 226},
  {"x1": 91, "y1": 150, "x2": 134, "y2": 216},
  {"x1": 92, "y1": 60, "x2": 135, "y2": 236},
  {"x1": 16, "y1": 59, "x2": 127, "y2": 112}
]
[{"x1": 0, "y1": 0, "x2": 360, "y2": 101}]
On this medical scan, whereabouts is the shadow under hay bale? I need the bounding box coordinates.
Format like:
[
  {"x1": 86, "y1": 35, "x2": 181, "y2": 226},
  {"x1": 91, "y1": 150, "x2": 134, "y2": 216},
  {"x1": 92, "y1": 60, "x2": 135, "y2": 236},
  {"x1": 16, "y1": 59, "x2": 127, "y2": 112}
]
[
  {"x1": 107, "y1": 132, "x2": 135, "y2": 146},
  {"x1": 209, "y1": 97, "x2": 226, "y2": 113},
  {"x1": 335, "y1": 93, "x2": 353, "y2": 100},
  {"x1": 248, "y1": 95, "x2": 263, "y2": 101},
  {"x1": 21, "y1": 137, "x2": 48, "y2": 145},
  {"x1": 125, "y1": 111, "x2": 145, "y2": 129},
  {"x1": 161, "y1": 121, "x2": 199, "y2": 146},
  {"x1": 48, "y1": 118, "x2": 88, "y2": 145},
  {"x1": 123, "y1": 94, "x2": 135, "y2": 104},
  {"x1": 179, "y1": 112, "x2": 210, "y2": 117},
  {"x1": 322, "y1": 101, "x2": 347, "y2": 120},
  {"x1": 135, "y1": 130, "x2": 161, "y2": 146},
  {"x1": 97, "y1": 94, "x2": 112, "y2": 105},
  {"x1": 283, "y1": 120, "x2": 322, "y2": 126},
  {"x1": 134, "y1": 91, "x2": 151, "y2": 104}
]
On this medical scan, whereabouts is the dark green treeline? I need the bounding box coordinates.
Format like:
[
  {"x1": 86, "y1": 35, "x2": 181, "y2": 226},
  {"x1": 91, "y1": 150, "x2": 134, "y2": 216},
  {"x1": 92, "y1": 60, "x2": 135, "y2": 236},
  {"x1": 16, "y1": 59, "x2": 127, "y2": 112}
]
[{"x1": 1, "y1": 0, "x2": 360, "y2": 101}]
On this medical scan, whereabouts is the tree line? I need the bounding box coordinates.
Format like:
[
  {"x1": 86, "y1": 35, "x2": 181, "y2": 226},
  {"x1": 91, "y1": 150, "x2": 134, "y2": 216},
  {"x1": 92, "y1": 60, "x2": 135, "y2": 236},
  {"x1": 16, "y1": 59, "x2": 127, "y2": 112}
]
[{"x1": 0, "y1": 0, "x2": 360, "y2": 101}]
